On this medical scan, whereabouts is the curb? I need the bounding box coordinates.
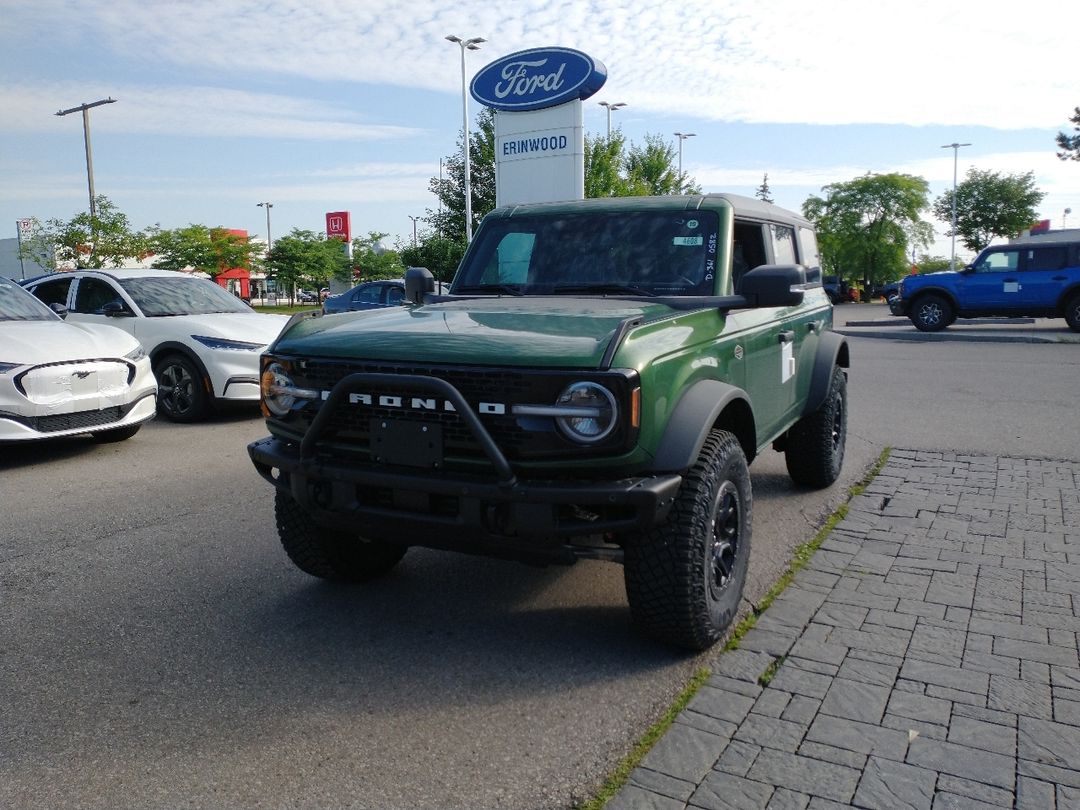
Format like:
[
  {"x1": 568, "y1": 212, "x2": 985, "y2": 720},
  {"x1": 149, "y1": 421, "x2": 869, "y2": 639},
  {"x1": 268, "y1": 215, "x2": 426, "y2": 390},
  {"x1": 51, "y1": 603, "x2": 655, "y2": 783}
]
[{"x1": 834, "y1": 329, "x2": 1075, "y2": 345}]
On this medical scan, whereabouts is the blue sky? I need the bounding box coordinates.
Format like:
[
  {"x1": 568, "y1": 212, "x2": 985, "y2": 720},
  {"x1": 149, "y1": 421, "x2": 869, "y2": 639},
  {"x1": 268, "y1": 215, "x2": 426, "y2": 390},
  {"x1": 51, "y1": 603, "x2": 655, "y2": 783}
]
[{"x1": 1, "y1": 0, "x2": 1077, "y2": 265}]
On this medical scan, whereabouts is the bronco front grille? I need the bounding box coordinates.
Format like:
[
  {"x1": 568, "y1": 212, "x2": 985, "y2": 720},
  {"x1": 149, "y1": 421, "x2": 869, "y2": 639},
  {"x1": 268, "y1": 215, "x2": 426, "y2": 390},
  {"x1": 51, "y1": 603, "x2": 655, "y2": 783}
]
[{"x1": 275, "y1": 359, "x2": 636, "y2": 465}]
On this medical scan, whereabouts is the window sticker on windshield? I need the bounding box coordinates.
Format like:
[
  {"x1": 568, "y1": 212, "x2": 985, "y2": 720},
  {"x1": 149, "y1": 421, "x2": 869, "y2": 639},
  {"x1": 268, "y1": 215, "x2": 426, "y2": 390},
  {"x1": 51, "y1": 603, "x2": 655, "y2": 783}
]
[
  {"x1": 673, "y1": 236, "x2": 703, "y2": 246},
  {"x1": 686, "y1": 219, "x2": 699, "y2": 229}
]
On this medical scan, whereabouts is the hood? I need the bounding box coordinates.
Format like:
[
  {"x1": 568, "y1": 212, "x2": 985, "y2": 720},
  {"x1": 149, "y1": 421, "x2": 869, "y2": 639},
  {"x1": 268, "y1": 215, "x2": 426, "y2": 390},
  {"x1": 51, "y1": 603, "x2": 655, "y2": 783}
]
[
  {"x1": 1, "y1": 320, "x2": 140, "y2": 365},
  {"x1": 142, "y1": 312, "x2": 290, "y2": 345},
  {"x1": 272, "y1": 297, "x2": 683, "y2": 367}
]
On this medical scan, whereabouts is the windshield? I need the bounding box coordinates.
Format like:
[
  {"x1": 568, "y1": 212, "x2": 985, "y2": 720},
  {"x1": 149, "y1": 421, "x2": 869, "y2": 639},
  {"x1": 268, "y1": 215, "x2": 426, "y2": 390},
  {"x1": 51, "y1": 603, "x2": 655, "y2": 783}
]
[
  {"x1": 453, "y1": 210, "x2": 720, "y2": 296},
  {"x1": 0, "y1": 277, "x2": 60, "y2": 322},
  {"x1": 118, "y1": 276, "x2": 254, "y2": 316}
]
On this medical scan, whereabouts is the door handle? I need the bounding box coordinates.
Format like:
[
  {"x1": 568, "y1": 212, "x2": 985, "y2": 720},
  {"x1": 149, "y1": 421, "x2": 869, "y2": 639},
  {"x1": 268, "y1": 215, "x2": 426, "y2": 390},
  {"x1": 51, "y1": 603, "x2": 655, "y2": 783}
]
[
  {"x1": 807, "y1": 322, "x2": 819, "y2": 334},
  {"x1": 778, "y1": 330, "x2": 795, "y2": 344}
]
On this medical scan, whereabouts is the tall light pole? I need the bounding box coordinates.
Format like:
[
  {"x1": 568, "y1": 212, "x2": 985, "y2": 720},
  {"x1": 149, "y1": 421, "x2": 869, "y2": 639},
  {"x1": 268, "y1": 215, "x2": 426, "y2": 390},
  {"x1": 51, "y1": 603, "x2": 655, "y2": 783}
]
[
  {"x1": 55, "y1": 97, "x2": 117, "y2": 221},
  {"x1": 446, "y1": 34, "x2": 485, "y2": 243},
  {"x1": 256, "y1": 202, "x2": 273, "y2": 252},
  {"x1": 941, "y1": 142, "x2": 971, "y2": 271},
  {"x1": 409, "y1": 215, "x2": 420, "y2": 246},
  {"x1": 674, "y1": 132, "x2": 696, "y2": 193},
  {"x1": 599, "y1": 101, "x2": 626, "y2": 139}
]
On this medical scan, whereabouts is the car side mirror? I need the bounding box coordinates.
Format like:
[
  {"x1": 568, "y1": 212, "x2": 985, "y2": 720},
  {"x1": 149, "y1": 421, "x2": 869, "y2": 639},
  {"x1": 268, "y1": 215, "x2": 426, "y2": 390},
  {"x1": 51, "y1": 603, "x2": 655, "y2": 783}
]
[
  {"x1": 48, "y1": 302, "x2": 69, "y2": 319},
  {"x1": 102, "y1": 301, "x2": 132, "y2": 317},
  {"x1": 738, "y1": 265, "x2": 806, "y2": 308},
  {"x1": 404, "y1": 266, "x2": 435, "y2": 304}
]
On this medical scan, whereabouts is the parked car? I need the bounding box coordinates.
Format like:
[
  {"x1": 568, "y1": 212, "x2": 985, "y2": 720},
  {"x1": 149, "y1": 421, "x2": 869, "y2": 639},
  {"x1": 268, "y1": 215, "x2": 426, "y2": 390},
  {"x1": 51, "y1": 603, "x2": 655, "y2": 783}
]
[
  {"x1": 0, "y1": 275, "x2": 156, "y2": 442},
  {"x1": 297, "y1": 290, "x2": 319, "y2": 304},
  {"x1": 822, "y1": 275, "x2": 850, "y2": 304},
  {"x1": 321, "y1": 280, "x2": 406, "y2": 314},
  {"x1": 889, "y1": 235, "x2": 1080, "y2": 332},
  {"x1": 21, "y1": 268, "x2": 290, "y2": 421}
]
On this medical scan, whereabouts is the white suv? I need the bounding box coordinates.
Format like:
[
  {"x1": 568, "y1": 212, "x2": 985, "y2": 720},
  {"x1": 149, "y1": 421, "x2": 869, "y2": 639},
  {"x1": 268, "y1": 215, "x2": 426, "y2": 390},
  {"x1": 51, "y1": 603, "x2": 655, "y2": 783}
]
[{"x1": 23, "y1": 268, "x2": 289, "y2": 421}]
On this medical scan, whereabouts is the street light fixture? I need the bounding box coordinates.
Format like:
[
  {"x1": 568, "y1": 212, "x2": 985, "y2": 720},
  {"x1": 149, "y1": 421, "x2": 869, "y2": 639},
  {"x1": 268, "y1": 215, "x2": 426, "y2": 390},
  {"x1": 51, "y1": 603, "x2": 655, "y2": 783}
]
[
  {"x1": 1065, "y1": 207, "x2": 1072, "y2": 229},
  {"x1": 446, "y1": 34, "x2": 485, "y2": 243},
  {"x1": 55, "y1": 97, "x2": 117, "y2": 221},
  {"x1": 256, "y1": 202, "x2": 273, "y2": 252},
  {"x1": 598, "y1": 101, "x2": 626, "y2": 139},
  {"x1": 941, "y1": 142, "x2": 971, "y2": 271},
  {"x1": 674, "y1": 132, "x2": 696, "y2": 193},
  {"x1": 408, "y1": 215, "x2": 420, "y2": 246}
]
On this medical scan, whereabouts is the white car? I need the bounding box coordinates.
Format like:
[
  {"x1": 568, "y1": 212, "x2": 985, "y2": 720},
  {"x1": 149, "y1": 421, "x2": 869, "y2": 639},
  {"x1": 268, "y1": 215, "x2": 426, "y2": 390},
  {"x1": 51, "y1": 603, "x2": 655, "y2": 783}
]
[
  {"x1": 22, "y1": 268, "x2": 289, "y2": 422},
  {"x1": 0, "y1": 275, "x2": 157, "y2": 442}
]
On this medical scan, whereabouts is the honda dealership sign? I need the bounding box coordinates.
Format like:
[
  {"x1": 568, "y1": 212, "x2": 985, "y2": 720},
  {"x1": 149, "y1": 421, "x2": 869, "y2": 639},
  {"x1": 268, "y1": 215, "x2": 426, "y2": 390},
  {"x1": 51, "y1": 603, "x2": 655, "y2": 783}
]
[{"x1": 471, "y1": 47, "x2": 607, "y2": 207}]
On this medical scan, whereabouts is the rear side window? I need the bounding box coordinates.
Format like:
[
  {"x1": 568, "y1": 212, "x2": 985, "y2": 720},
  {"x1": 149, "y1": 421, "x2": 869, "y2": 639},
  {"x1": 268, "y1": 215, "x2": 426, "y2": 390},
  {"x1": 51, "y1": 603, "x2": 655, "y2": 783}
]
[
  {"x1": 29, "y1": 278, "x2": 73, "y2": 307},
  {"x1": 1025, "y1": 246, "x2": 1068, "y2": 271},
  {"x1": 797, "y1": 227, "x2": 820, "y2": 271},
  {"x1": 769, "y1": 224, "x2": 797, "y2": 265}
]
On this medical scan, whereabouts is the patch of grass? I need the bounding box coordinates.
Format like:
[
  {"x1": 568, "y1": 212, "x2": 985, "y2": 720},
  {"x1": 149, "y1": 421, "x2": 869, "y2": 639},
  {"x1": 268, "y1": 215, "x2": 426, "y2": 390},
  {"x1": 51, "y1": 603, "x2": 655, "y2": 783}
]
[
  {"x1": 574, "y1": 667, "x2": 711, "y2": 810},
  {"x1": 758, "y1": 655, "x2": 785, "y2": 687},
  {"x1": 579, "y1": 447, "x2": 893, "y2": 808}
]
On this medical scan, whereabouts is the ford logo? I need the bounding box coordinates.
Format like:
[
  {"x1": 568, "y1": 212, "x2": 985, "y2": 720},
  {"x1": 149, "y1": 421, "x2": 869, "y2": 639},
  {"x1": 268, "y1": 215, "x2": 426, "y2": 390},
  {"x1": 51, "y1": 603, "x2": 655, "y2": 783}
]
[{"x1": 470, "y1": 47, "x2": 607, "y2": 112}]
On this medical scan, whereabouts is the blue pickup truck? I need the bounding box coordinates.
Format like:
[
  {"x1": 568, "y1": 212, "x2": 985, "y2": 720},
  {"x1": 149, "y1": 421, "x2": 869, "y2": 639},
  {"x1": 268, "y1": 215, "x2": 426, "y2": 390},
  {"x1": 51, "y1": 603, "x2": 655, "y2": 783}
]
[{"x1": 890, "y1": 234, "x2": 1080, "y2": 332}]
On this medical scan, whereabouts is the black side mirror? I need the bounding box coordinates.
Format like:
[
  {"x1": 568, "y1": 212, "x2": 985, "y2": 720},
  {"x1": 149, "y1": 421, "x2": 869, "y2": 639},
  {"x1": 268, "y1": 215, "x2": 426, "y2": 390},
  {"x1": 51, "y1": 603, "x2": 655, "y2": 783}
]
[
  {"x1": 48, "y1": 302, "x2": 69, "y2": 319},
  {"x1": 738, "y1": 265, "x2": 806, "y2": 308},
  {"x1": 404, "y1": 267, "x2": 435, "y2": 304},
  {"x1": 101, "y1": 301, "x2": 132, "y2": 317}
]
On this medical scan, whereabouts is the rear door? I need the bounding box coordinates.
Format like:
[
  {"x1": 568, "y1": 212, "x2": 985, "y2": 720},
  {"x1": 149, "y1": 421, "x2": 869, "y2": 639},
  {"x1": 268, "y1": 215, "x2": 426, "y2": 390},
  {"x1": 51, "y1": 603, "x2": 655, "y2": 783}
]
[{"x1": 1017, "y1": 244, "x2": 1071, "y2": 309}]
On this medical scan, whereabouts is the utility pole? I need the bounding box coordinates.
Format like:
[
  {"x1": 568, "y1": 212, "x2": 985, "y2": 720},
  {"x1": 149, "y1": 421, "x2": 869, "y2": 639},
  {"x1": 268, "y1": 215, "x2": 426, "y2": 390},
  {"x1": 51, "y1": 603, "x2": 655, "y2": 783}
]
[
  {"x1": 941, "y1": 142, "x2": 971, "y2": 271},
  {"x1": 55, "y1": 97, "x2": 117, "y2": 221}
]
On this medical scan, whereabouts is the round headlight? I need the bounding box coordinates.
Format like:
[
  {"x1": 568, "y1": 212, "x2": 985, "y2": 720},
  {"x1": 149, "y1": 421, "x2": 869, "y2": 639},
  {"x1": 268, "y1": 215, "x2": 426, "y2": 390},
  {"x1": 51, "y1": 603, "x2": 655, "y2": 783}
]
[
  {"x1": 261, "y1": 362, "x2": 296, "y2": 417},
  {"x1": 556, "y1": 382, "x2": 618, "y2": 443}
]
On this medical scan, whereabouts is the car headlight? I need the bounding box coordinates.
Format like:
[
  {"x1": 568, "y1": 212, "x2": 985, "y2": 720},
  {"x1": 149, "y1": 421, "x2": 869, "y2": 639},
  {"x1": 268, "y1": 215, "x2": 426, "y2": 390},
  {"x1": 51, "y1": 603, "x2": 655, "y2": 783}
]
[
  {"x1": 260, "y1": 362, "x2": 319, "y2": 417},
  {"x1": 554, "y1": 382, "x2": 618, "y2": 443},
  {"x1": 192, "y1": 335, "x2": 265, "y2": 351},
  {"x1": 124, "y1": 345, "x2": 147, "y2": 362}
]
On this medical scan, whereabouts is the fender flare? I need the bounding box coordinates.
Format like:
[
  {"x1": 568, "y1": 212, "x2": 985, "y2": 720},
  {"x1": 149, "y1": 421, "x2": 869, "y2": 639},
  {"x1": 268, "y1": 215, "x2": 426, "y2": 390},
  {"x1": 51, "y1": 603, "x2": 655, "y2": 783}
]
[
  {"x1": 649, "y1": 380, "x2": 755, "y2": 473},
  {"x1": 802, "y1": 331, "x2": 850, "y2": 417}
]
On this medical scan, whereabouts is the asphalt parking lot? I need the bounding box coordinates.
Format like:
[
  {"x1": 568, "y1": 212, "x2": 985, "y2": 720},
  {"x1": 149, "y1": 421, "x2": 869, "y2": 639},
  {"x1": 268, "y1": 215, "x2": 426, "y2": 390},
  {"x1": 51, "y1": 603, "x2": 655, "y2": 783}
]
[{"x1": 2, "y1": 312, "x2": 1078, "y2": 809}]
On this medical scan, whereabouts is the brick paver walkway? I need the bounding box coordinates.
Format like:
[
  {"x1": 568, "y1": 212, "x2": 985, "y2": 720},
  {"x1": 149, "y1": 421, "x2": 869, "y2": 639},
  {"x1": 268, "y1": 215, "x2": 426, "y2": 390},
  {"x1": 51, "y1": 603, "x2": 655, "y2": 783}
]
[{"x1": 610, "y1": 451, "x2": 1080, "y2": 810}]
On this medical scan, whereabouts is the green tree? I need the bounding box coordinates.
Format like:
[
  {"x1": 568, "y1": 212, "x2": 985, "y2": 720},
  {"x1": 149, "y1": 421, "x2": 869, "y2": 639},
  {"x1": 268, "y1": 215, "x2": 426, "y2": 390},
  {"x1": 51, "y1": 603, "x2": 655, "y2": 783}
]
[
  {"x1": 755, "y1": 173, "x2": 775, "y2": 204},
  {"x1": 914, "y1": 254, "x2": 953, "y2": 274},
  {"x1": 584, "y1": 131, "x2": 630, "y2": 197},
  {"x1": 428, "y1": 108, "x2": 497, "y2": 243},
  {"x1": 265, "y1": 229, "x2": 352, "y2": 301},
  {"x1": 931, "y1": 168, "x2": 1045, "y2": 253},
  {"x1": 398, "y1": 234, "x2": 466, "y2": 284},
  {"x1": 18, "y1": 195, "x2": 147, "y2": 269},
  {"x1": 802, "y1": 173, "x2": 932, "y2": 290},
  {"x1": 1056, "y1": 107, "x2": 1080, "y2": 161},
  {"x1": 625, "y1": 134, "x2": 697, "y2": 196},
  {"x1": 351, "y1": 232, "x2": 405, "y2": 281},
  {"x1": 147, "y1": 225, "x2": 261, "y2": 278}
]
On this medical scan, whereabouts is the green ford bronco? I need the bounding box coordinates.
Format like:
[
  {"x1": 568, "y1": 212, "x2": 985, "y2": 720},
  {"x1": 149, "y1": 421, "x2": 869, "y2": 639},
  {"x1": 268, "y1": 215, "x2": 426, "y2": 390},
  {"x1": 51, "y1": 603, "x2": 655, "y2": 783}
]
[{"x1": 248, "y1": 193, "x2": 849, "y2": 650}]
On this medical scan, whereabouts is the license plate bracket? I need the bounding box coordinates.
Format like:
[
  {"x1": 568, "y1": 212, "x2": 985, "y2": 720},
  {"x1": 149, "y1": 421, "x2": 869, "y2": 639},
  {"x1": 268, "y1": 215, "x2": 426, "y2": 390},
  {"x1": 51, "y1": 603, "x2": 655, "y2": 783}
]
[{"x1": 370, "y1": 419, "x2": 443, "y2": 468}]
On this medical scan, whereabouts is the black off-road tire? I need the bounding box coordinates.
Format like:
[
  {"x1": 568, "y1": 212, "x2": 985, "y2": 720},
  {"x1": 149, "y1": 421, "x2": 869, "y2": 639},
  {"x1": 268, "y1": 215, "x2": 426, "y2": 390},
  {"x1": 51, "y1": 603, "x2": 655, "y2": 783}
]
[
  {"x1": 155, "y1": 353, "x2": 209, "y2": 422},
  {"x1": 90, "y1": 424, "x2": 142, "y2": 443},
  {"x1": 1064, "y1": 292, "x2": 1080, "y2": 333},
  {"x1": 784, "y1": 368, "x2": 847, "y2": 488},
  {"x1": 623, "y1": 430, "x2": 752, "y2": 651},
  {"x1": 910, "y1": 293, "x2": 954, "y2": 332},
  {"x1": 274, "y1": 489, "x2": 407, "y2": 582}
]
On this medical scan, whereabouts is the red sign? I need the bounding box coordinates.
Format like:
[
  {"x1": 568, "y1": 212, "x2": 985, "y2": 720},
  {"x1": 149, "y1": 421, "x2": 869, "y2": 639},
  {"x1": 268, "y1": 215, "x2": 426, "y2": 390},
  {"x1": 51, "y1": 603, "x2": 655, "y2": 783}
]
[
  {"x1": 1030, "y1": 219, "x2": 1051, "y2": 234},
  {"x1": 326, "y1": 211, "x2": 351, "y2": 241}
]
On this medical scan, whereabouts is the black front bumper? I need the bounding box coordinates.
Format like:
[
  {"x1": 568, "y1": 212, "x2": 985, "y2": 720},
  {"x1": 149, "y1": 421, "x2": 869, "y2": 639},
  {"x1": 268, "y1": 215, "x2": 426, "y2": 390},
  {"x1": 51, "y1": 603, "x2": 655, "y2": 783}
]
[
  {"x1": 888, "y1": 296, "x2": 907, "y2": 316},
  {"x1": 249, "y1": 436, "x2": 681, "y2": 564}
]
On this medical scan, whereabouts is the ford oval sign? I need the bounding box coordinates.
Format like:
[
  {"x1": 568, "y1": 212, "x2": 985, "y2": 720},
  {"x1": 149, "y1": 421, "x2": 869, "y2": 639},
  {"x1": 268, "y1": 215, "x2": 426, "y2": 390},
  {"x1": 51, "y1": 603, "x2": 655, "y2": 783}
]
[{"x1": 470, "y1": 47, "x2": 607, "y2": 112}]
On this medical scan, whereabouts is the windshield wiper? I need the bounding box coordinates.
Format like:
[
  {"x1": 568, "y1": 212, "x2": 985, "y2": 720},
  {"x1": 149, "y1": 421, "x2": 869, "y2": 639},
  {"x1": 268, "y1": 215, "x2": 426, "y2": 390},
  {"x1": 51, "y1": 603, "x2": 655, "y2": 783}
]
[
  {"x1": 553, "y1": 283, "x2": 657, "y2": 297},
  {"x1": 455, "y1": 284, "x2": 524, "y2": 296}
]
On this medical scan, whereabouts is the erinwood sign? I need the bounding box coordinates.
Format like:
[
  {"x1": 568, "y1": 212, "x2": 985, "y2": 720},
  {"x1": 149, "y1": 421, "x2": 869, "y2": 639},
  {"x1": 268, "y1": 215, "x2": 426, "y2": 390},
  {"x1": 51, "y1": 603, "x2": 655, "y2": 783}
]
[{"x1": 471, "y1": 47, "x2": 607, "y2": 207}]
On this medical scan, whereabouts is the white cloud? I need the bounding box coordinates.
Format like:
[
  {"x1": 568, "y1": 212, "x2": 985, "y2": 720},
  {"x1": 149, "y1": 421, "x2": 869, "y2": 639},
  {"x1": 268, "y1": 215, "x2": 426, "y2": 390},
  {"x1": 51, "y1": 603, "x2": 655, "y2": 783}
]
[{"x1": 11, "y1": 0, "x2": 1080, "y2": 130}]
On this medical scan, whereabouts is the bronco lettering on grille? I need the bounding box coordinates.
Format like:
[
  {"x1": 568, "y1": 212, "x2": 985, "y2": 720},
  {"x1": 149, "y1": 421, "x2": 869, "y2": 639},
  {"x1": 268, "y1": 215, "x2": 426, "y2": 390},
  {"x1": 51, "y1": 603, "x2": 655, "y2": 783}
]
[{"x1": 320, "y1": 390, "x2": 507, "y2": 416}]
